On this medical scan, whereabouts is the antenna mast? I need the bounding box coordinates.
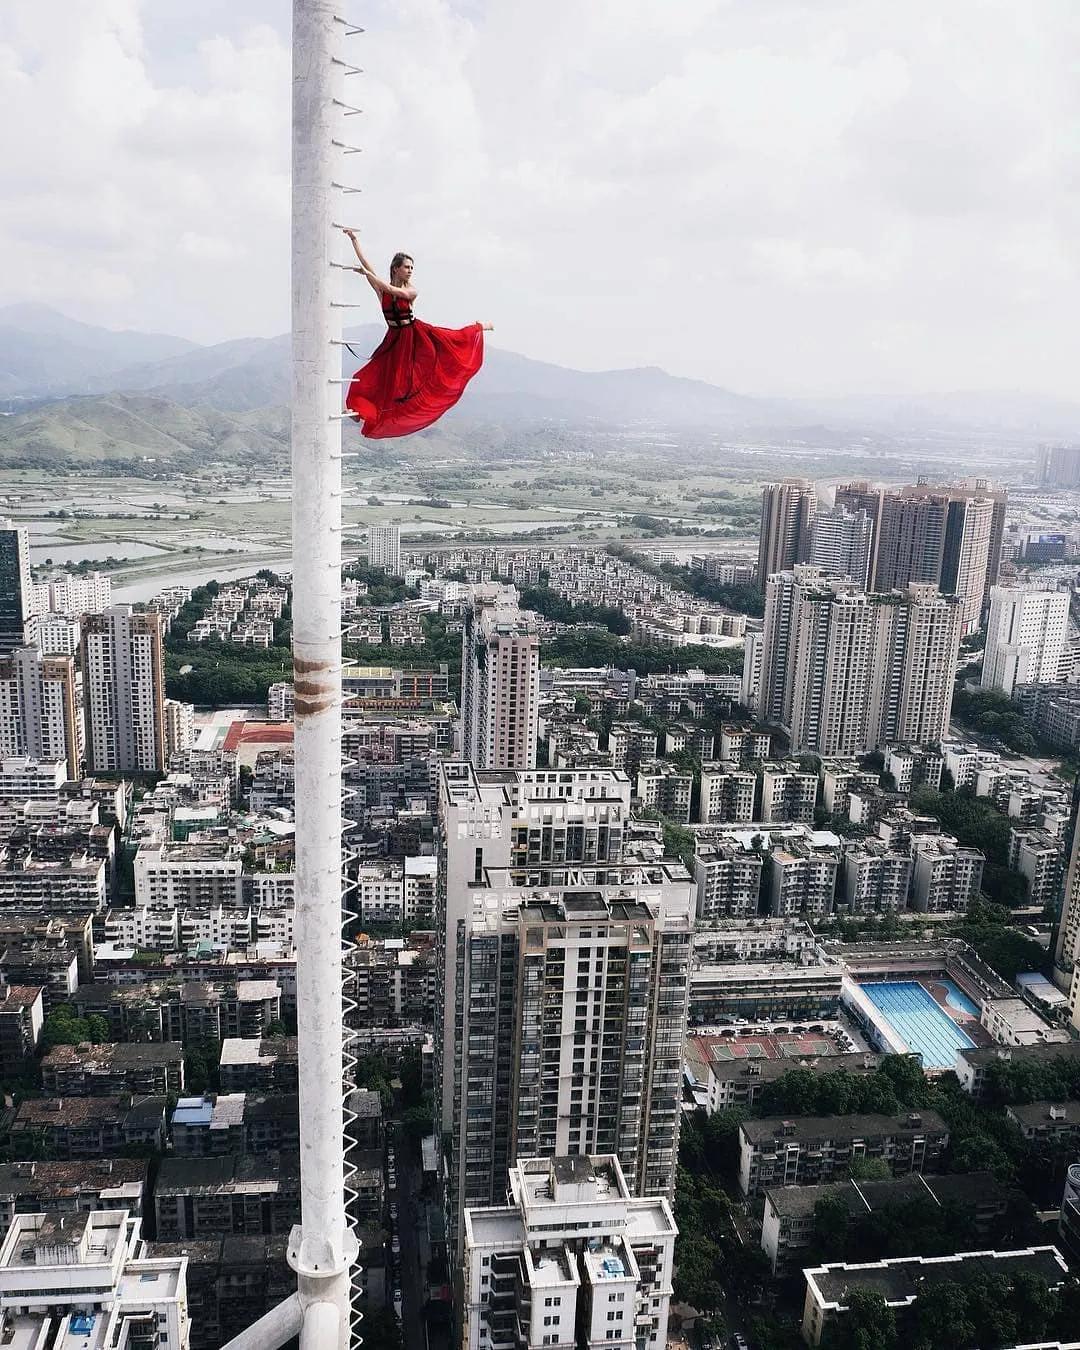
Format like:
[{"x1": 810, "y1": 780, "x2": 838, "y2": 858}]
[{"x1": 219, "y1": 3, "x2": 359, "y2": 1344}]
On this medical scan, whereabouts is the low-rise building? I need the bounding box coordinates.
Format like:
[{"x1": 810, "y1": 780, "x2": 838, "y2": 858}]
[
  {"x1": 0, "y1": 982, "x2": 43, "y2": 1077},
  {"x1": 1008, "y1": 828, "x2": 1064, "y2": 910},
  {"x1": 692, "y1": 842, "x2": 763, "y2": 920},
  {"x1": 768, "y1": 841, "x2": 839, "y2": 918},
  {"x1": 841, "y1": 840, "x2": 912, "y2": 914},
  {"x1": 684, "y1": 1041, "x2": 882, "y2": 1115},
  {"x1": 40, "y1": 1042, "x2": 184, "y2": 1097},
  {"x1": 218, "y1": 1037, "x2": 298, "y2": 1094},
  {"x1": 980, "y1": 997, "x2": 1070, "y2": 1048},
  {"x1": 761, "y1": 1170, "x2": 1011, "y2": 1275},
  {"x1": 882, "y1": 744, "x2": 943, "y2": 794},
  {"x1": 738, "y1": 1110, "x2": 949, "y2": 1198},
  {"x1": 403, "y1": 855, "x2": 436, "y2": 924},
  {"x1": 760, "y1": 763, "x2": 819, "y2": 824},
  {"x1": 0, "y1": 1159, "x2": 147, "y2": 1231},
  {"x1": 10, "y1": 1096, "x2": 167, "y2": 1158},
  {"x1": 154, "y1": 1153, "x2": 300, "y2": 1240},
  {"x1": 910, "y1": 837, "x2": 984, "y2": 913},
  {"x1": 1006, "y1": 1099, "x2": 1080, "y2": 1143},
  {"x1": 801, "y1": 1245, "x2": 1069, "y2": 1347},
  {"x1": 690, "y1": 959, "x2": 844, "y2": 1025},
  {"x1": 148, "y1": 1234, "x2": 291, "y2": 1350},
  {"x1": 698, "y1": 762, "x2": 757, "y2": 824},
  {"x1": 635, "y1": 761, "x2": 693, "y2": 825},
  {"x1": 955, "y1": 1041, "x2": 1080, "y2": 1100}
]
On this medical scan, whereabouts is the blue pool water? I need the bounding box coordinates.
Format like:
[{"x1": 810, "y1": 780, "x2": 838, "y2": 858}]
[
  {"x1": 939, "y1": 977, "x2": 979, "y2": 1018},
  {"x1": 860, "y1": 980, "x2": 975, "y2": 1069}
]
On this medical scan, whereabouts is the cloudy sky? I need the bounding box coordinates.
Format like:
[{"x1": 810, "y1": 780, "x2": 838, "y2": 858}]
[{"x1": 1, "y1": 0, "x2": 1077, "y2": 398}]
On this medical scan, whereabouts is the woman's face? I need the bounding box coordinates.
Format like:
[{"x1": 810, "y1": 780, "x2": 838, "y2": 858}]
[{"x1": 394, "y1": 258, "x2": 414, "y2": 284}]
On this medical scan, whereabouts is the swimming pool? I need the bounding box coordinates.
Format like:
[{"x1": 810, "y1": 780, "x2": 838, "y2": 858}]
[
  {"x1": 938, "y1": 978, "x2": 979, "y2": 1018},
  {"x1": 859, "y1": 980, "x2": 975, "y2": 1070}
]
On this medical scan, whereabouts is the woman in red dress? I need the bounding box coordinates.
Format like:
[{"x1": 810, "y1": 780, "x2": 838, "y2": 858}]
[{"x1": 342, "y1": 229, "x2": 491, "y2": 439}]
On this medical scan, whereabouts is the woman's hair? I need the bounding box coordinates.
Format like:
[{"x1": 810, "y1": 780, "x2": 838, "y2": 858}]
[{"x1": 390, "y1": 252, "x2": 414, "y2": 277}]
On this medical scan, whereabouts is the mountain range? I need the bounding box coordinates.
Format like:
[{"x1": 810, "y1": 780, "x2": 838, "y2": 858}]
[{"x1": 0, "y1": 302, "x2": 1076, "y2": 466}]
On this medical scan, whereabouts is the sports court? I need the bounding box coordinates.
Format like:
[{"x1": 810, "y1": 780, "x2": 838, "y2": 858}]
[
  {"x1": 689, "y1": 1031, "x2": 840, "y2": 1063},
  {"x1": 859, "y1": 980, "x2": 977, "y2": 1070}
]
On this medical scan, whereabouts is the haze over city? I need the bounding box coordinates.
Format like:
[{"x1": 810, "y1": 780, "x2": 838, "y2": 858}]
[
  {"x1": 3, "y1": 4, "x2": 1080, "y2": 1350},
  {"x1": 1, "y1": 0, "x2": 1078, "y2": 397}
]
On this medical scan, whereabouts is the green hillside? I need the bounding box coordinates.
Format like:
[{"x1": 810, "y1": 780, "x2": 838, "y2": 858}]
[{"x1": 0, "y1": 394, "x2": 289, "y2": 468}]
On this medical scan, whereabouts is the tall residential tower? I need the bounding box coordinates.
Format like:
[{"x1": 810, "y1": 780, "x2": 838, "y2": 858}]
[
  {"x1": 81, "y1": 605, "x2": 166, "y2": 773},
  {"x1": 757, "y1": 479, "x2": 816, "y2": 586},
  {"x1": 0, "y1": 522, "x2": 35, "y2": 656},
  {"x1": 461, "y1": 597, "x2": 541, "y2": 770}
]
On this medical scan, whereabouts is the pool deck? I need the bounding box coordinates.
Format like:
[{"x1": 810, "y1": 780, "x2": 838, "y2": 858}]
[{"x1": 857, "y1": 979, "x2": 993, "y2": 1069}]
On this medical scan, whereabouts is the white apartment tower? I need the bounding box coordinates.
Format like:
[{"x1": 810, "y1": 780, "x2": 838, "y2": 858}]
[
  {"x1": 809, "y1": 504, "x2": 874, "y2": 589},
  {"x1": 0, "y1": 1209, "x2": 189, "y2": 1348},
  {"x1": 81, "y1": 605, "x2": 166, "y2": 773},
  {"x1": 0, "y1": 646, "x2": 82, "y2": 771},
  {"x1": 30, "y1": 570, "x2": 113, "y2": 617},
  {"x1": 754, "y1": 568, "x2": 962, "y2": 755},
  {"x1": 368, "y1": 522, "x2": 402, "y2": 576},
  {"x1": 982, "y1": 585, "x2": 1069, "y2": 697},
  {"x1": 436, "y1": 764, "x2": 693, "y2": 1250},
  {"x1": 461, "y1": 599, "x2": 541, "y2": 770},
  {"x1": 463, "y1": 1155, "x2": 677, "y2": 1350}
]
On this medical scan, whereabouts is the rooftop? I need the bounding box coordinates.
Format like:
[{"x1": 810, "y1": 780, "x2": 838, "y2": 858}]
[
  {"x1": 808, "y1": 1245, "x2": 1069, "y2": 1311},
  {"x1": 742, "y1": 1109, "x2": 948, "y2": 1146},
  {"x1": 1006, "y1": 1100, "x2": 1080, "y2": 1128}
]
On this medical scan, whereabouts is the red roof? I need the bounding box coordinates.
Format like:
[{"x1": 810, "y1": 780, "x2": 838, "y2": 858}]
[{"x1": 222, "y1": 722, "x2": 295, "y2": 753}]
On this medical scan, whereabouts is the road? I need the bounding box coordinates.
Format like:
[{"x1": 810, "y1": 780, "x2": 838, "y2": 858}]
[{"x1": 392, "y1": 1143, "x2": 427, "y2": 1350}]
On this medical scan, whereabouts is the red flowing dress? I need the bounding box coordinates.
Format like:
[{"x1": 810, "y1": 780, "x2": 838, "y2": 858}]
[{"x1": 345, "y1": 291, "x2": 484, "y2": 439}]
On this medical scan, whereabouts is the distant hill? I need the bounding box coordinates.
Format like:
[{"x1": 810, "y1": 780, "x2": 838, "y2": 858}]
[
  {"x1": 0, "y1": 305, "x2": 1077, "y2": 459},
  {"x1": 0, "y1": 393, "x2": 287, "y2": 467},
  {"x1": 0, "y1": 303, "x2": 198, "y2": 401}
]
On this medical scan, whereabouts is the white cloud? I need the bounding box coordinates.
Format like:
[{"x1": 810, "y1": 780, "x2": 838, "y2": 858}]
[{"x1": 0, "y1": 0, "x2": 1078, "y2": 397}]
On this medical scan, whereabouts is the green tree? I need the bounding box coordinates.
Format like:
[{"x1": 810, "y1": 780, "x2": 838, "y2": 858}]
[
  {"x1": 849, "y1": 1156, "x2": 892, "y2": 1181},
  {"x1": 912, "y1": 1282, "x2": 974, "y2": 1350},
  {"x1": 825, "y1": 1288, "x2": 897, "y2": 1350}
]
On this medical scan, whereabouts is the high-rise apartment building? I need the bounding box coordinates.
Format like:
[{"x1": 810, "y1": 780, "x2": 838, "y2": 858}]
[
  {"x1": 1055, "y1": 809, "x2": 1080, "y2": 1020},
  {"x1": 0, "y1": 646, "x2": 82, "y2": 770},
  {"x1": 752, "y1": 568, "x2": 961, "y2": 755},
  {"x1": 874, "y1": 480, "x2": 1005, "y2": 634},
  {"x1": 37, "y1": 614, "x2": 82, "y2": 657},
  {"x1": 982, "y1": 585, "x2": 1069, "y2": 697},
  {"x1": 445, "y1": 876, "x2": 692, "y2": 1252},
  {"x1": 1038, "y1": 445, "x2": 1080, "y2": 489},
  {"x1": 367, "y1": 523, "x2": 402, "y2": 576},
  {"x1": 0, "y1": 522, "x2": 36, "y2": 656},
  {"x1": 461, "y1": 599, "x2": 541, "y2": 770},
  {"x1": 808, "y1": 504, "x2": 875, "y2": 588},
  {"x1": 81, "y1": 606, "x2": 166, "y2": 773},
  {"x1": 756, "y1": 479, "x2": 816, "y2": 586},
  {"x1": 463, "y1": 1154, "x2": 677, "y2": 1350},
  {"x1": 833, "y1": 482, "x2": 885, "y2": 587},
  {"x1": 0, "y1": 1209, "x2": 190, "y2": 1348},
  {"x1": 437, "y1": 764, "x2": 692, "y2": 1250},
  {"x1": 30, "y1": 570, "x2": 113, "y2": 617}
]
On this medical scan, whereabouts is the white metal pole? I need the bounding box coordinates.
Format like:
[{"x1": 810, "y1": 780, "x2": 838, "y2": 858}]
[{"x1": 288, "y1": 2, "x2": 356, "y2": 1347}]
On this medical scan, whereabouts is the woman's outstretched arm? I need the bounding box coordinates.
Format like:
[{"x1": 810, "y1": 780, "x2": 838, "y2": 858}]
[{"x1": 342, "y1": 230, "x2": 416, "y2": 301}]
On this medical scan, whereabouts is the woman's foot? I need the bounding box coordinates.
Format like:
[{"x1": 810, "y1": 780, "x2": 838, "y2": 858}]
[{"x1": 478, "y1": 322, "x2": 494, "y2": 331}]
